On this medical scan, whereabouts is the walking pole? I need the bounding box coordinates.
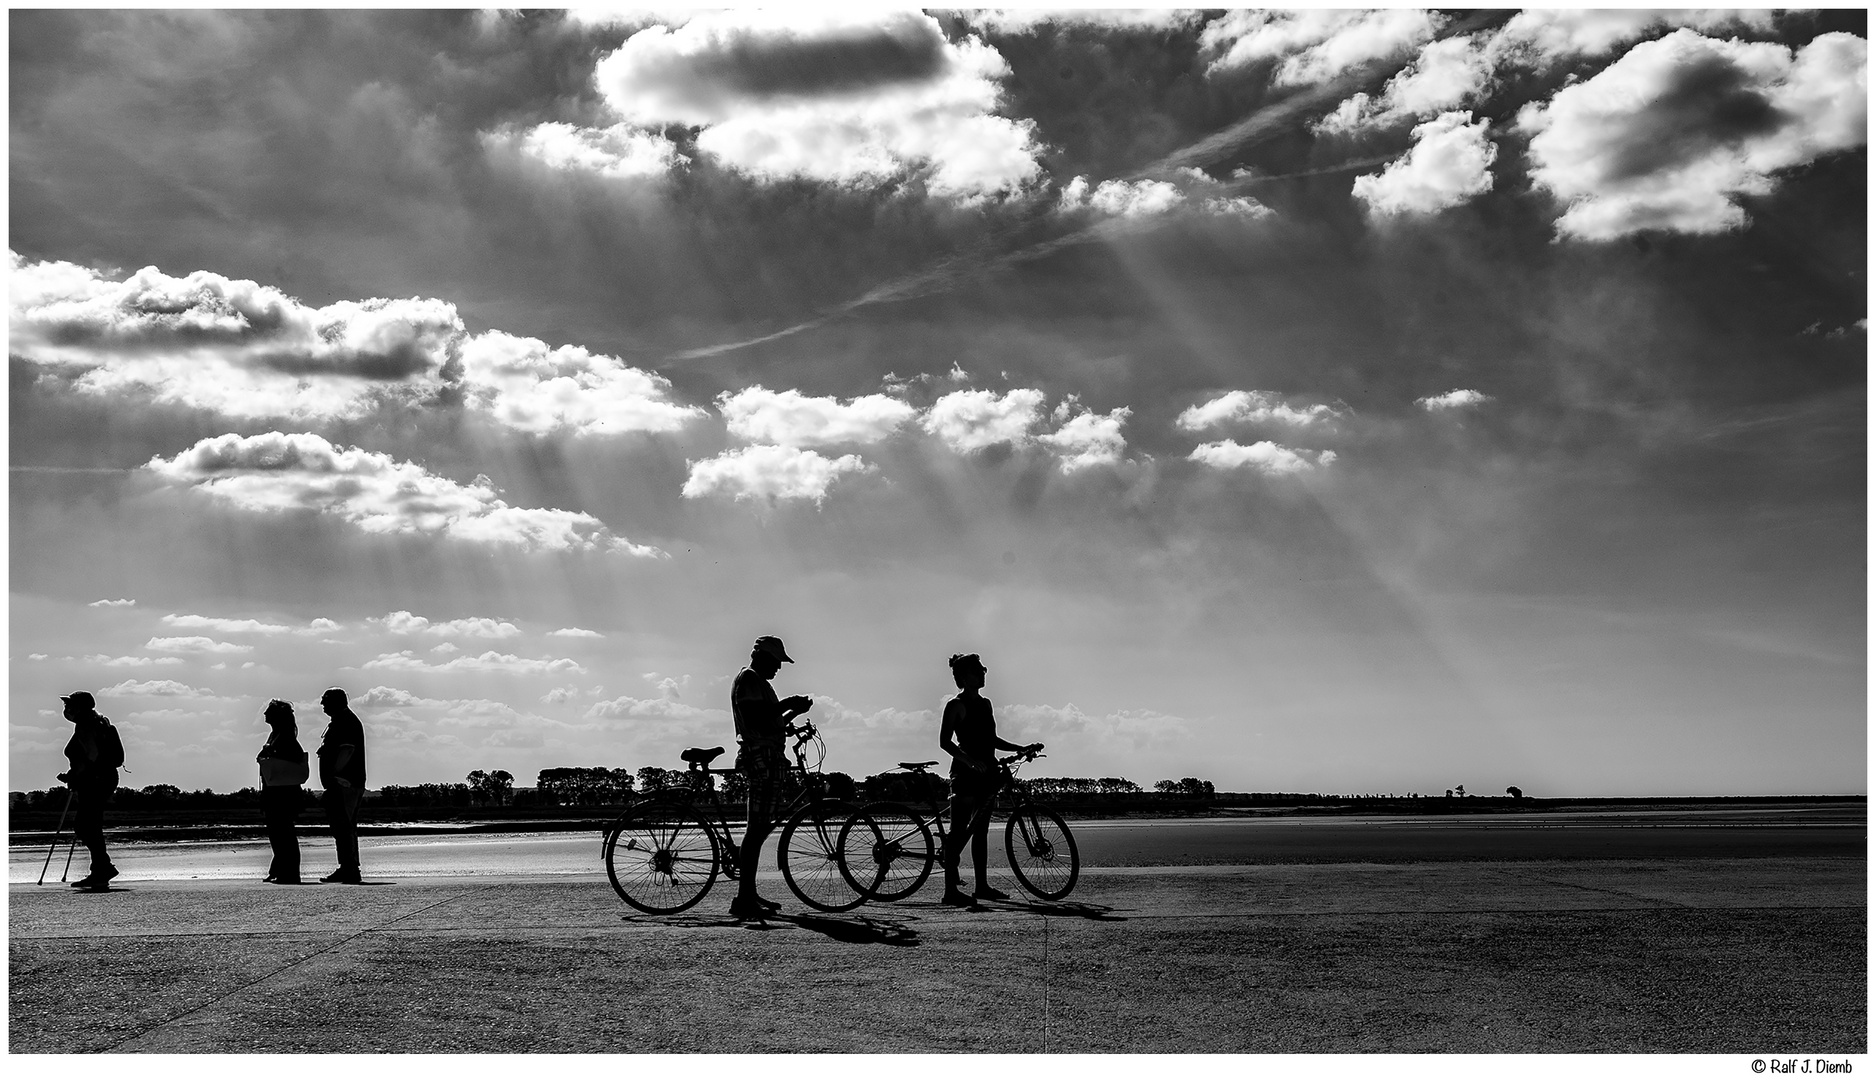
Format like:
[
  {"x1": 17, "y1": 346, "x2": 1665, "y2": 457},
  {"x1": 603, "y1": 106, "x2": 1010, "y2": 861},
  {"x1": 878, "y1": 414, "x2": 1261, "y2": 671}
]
[
  {"x1": 61, "y1": 831, "x2": 80, "y2": 882},
  {"x1": 36, "y1": 787, "x2": 75, "y2": 885}
]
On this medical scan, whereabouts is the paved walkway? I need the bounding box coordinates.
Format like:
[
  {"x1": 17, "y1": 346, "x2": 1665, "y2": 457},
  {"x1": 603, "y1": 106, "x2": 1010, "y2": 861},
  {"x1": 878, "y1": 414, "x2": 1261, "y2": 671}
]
[{"x1": 10, "y1": 857, "x2": 1865, "y2": 1053}]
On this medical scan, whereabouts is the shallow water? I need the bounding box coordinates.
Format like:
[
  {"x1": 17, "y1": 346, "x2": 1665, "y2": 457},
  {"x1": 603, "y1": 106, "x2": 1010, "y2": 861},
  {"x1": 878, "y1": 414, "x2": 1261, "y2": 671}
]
[{"x1": 9, "y1": 807, "x2": 1861, "y2": 884}]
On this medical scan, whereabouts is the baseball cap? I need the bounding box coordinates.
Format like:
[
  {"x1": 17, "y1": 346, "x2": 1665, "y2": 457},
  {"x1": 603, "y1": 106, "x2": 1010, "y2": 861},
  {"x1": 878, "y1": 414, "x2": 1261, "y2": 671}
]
[
  {"x1": 753, "y1": 636, "x2": 794, "y2": 663},
  {"x1": 62, "y1": 691, "x2": 96, "y2": 710}
]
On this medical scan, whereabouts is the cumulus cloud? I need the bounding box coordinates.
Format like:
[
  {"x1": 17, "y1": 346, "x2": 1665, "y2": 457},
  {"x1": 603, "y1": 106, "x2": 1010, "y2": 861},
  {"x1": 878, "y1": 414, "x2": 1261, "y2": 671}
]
[
  {"x1": 1520, "y1": 30, "x2": 1867, "y2": 241},
  {"x1": 1176, "y1": 390, "x2": 1342, "y2": 432},
  {"x1": 161, "y1": 614, "x2": 293, "y2": 635},
  {"x1": 479, "y1": 121, "x2": 686, "y2": 179},
  {"x1": 145, "y1": 636, "x2": 254, "y2": 655},
  {"x1": 84, "y1": 654, "x2": 184, "y2": 668},
  {"x1": 10, "y1": 255, "x2": 462, "y2": 420},
  {"x1": 1203, "y1": 9, "x2": 1441, "y2": 84},
  {"x1": 717, "y1": 386, "x2": 915, "y2": 447},
  {"x1": 10, "y1": 257, "x2": 703, "y2": 436},
  {"x1": 359, "y1": 651, "x2": 588, "y2": 676},
  {"x1": 1352, "y1": 111, "x2": 1497, "y2": 216},
  {"x1": 585, "y1": 694, "x2": 727, "y2": 722},
  {"x1": 145, "y1": 432, "x2": 663, "y2": 555},
  {"x1": 1001, "y1": 702, "x2": 1195, "y2": 749},
  {"x1": 1318, "y1": 34, "x2": 1494, "y2": 133},
  {"x1": 1058, "y1": 174, "x2": 1273, "y2": 220},
  {"x1": 682, "y1": 444, "x2": 871, "y2": 505},
  {"x1": 549, "y1": 628, "x2": 604, "y2": 639},
  {"x1": 89, "y1": 598, "x2": 136, "y2": 608},
  {"x1": 455, "y1": 331, "x2": 702, "y2": 436},
  {"x1": 582, "y1": 10, "x2": 1043, "y2": 197},
  {"x1": 1038, "y1": 405, "x2": 1131, "y2": 471},
  {"x1": 1417, "y1": 389, "x2": 1491, "y2": 411},
  {"x1": 356, "y1": 686, "x2": 448, "y2": 708},
  {"x1": 1202, "y1": 195, "x2": 1276, "y2": 218},
  {"x1": 541, "y1": 686, "x2": 581, "y2": 705},
  {"x1": 921, "y1": 388, "x2": 1045, "y2": 453},
  {"x1": 1058, "y1": 176, "x2": 1184, "y2": 217},
  {"x1": 100, "y1": 679, "x2": 215, "y2": 697},
  {"x1": 370, "y1": 611, "x2": 522, "y2": 639},
  {"x1": 1188, "y1": 440, "x2": 1337, "y2": 475},
  {"x1": 1491, "y1": 9, "x2": 1778, "y2": 64},
  {"x1": 963, "y1": 10, "x2": 1204, "y2": 35}
]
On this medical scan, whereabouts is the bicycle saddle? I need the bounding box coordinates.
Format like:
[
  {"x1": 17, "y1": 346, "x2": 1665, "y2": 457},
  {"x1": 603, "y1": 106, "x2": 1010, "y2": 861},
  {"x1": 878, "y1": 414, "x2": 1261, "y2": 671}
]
[
  {"x1": 681, "y1": 746, "x2": 725, "y2": 766},
  {"x1": 898, "y1": 760, "x2": 939, "y2": 771}
]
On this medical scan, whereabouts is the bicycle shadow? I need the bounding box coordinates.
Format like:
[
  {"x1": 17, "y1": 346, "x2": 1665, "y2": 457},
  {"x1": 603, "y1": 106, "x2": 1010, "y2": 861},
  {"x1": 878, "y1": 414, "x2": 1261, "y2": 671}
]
[
  {"x1": 768, "y1": 911, "x2": 921, "y2": 947},
  {"x1": 618, "y1": 912, "x2": 745, "y2": 930},
  {"x1": 989, "y1": 898, "x2": 1127, "y2": 922}
]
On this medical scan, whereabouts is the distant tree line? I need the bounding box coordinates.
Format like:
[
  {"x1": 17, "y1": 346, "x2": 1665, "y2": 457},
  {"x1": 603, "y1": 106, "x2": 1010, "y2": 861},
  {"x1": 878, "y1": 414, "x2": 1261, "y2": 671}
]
[{"x1": 10, "y1": 767, "x2": 1224, "y2": 815}]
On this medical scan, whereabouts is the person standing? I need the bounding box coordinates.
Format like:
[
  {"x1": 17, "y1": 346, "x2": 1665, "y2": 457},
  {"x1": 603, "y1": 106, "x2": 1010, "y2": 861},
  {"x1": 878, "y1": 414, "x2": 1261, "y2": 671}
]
[
  {"x1": 938, "y1": 654, "x2": 1042, "y2": 906},
  {"x1": 256, "y1": 700, "x2": 309, "y2": 884},
  {"x1": 315, "y1": 687, "x2": 366, "y2": 884},
  {"x1": 58, "y1": 691, "x2": 125, "y2": 891},
  {"x1": 728, "y1": 635, "x2": 812, "y2": 920}
]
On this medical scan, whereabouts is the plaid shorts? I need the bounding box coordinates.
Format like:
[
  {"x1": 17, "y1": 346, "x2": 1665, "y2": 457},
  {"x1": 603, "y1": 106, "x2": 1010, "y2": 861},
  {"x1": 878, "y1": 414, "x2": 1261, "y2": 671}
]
[{"x1": 736, "y1": 743, "x2": 784, "y2": 828}]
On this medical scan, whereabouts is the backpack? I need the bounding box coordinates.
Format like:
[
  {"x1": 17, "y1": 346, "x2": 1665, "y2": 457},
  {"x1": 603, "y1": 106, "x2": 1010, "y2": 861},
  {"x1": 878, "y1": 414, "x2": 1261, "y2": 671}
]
[{"x1": 97, "y1": 720, "x2": 125, "y2": 770}]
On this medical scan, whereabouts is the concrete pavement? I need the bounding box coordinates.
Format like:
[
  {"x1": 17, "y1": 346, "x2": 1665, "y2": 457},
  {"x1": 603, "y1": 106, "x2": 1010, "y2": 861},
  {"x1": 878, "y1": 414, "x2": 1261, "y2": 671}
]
[{"x1": 9, "y1": 856, "x2": 1865, "y2": 1053}]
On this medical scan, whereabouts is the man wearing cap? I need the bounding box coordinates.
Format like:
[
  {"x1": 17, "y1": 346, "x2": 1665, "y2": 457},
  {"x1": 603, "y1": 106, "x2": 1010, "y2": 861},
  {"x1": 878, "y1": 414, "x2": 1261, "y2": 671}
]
[
  {"x1": 728, "y1": 635, "x2": 812, "y2": 919},
  {"x1": 58, "y1": 691, "x2": 125, "y2": 890},
  {"x1": 316, "y1": 687, "x2": 367, "y2": 884}
]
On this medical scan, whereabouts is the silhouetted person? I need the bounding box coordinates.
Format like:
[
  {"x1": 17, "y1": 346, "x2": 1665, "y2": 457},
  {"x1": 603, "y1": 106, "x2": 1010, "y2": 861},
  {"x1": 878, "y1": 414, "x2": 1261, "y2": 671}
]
[
  {"x1": 938, "y1": 654, "x2": 1041, "y2": 906},
  {"x1": 58, "y1": 691, "x2": 125, "y2": 891},
  {"x1": 316, "y1": 687, "x2": 366, "y2": 884},
  {"x1": 257, "y1": 699, "x2": 309, "y2": 884},
  {"x1": 729, "y1": 635, "x2": 812, "y2": 919}
]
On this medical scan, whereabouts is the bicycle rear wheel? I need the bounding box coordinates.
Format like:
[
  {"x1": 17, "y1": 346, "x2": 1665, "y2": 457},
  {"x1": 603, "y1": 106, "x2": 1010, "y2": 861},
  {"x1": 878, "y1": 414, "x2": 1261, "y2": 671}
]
[
  {"x1": 837, "y1": 801, "x2": 934, "y2": 901},
  {"x1": 604, "y1": 802, "x2": 720, "y2": 914},
  {"x1": 779, "y1": 800, "x2": 869, "y2": 912},
  {"x1": 1004, "y1": 804, "x2": 1079, "y2": 901}
]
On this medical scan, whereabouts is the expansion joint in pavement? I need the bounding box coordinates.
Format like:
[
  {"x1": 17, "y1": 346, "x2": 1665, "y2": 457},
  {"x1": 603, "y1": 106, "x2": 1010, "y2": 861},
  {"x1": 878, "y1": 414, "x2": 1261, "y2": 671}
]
[
  {"x1": 1486, "y1": 866, "x2": 1692, "y2": 908},
  {"x1": 95, "y1": 890, "x2": 470, "y2": 1053}
]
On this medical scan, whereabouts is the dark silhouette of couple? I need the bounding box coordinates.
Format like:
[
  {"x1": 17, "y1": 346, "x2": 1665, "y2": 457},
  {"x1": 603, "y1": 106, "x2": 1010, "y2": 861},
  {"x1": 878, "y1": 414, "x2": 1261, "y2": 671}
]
[
  {"x1": 257, "y1": 687, "x2": 367, "y2": 884},
  {"x1": 728, "y1": 637, "x2": 1041, "y2": 919}
]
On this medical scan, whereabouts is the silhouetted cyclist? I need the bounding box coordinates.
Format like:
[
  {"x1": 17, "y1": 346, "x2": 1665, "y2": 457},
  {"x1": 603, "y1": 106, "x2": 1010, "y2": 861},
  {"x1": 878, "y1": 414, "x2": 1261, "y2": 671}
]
[
  {"x1": 59, "y1": 691, "x2": 124, "y2": 891},
  {"x1": 938, "y1": 654, "x2": 1041, "y2": 906},
  {"x1": 729, "y1": 635, "x2": 812, "y2": 920}
]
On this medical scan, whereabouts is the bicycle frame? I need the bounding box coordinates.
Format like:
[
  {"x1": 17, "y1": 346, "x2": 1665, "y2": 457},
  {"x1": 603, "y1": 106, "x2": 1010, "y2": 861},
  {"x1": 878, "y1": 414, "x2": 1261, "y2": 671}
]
[
  {"x1": 637, "y1": 721, "x2": 832, "y2": 863},
  {"x1": 603, "y1": 718, "x2": 874, "y2": 915},
  {"x1": 891, "y1": 750, "x2": 1046, "y2": 842}
]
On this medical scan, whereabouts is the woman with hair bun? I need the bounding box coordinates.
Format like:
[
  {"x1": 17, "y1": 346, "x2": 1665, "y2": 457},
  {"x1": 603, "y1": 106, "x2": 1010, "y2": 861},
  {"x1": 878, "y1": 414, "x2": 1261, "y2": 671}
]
[{"x1": 256, "y1": 699, "x2": 309, "y2": 884}]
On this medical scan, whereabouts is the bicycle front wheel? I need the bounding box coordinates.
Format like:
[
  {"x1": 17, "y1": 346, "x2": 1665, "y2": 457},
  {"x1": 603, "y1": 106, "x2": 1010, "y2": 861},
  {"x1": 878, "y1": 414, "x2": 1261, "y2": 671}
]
[
  {"x1": 779, "y1": 800, "x2": 868, "y2": 912},
  {"x1": 1005, "y1": 804, "x2": 1079, "y2": 900},
  {"x1": 605, "y1": 802, "x2": 720, "y2": 914},
  {"x1": 837, "y1": 801, "x2": 933, "y2": 901}
]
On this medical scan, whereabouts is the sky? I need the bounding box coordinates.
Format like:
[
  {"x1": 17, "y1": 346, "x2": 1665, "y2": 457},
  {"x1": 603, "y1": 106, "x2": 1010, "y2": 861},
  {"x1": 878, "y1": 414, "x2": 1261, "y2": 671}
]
[{"x1": 8, "y1": 7, "x2": 1866, "y2": 798}]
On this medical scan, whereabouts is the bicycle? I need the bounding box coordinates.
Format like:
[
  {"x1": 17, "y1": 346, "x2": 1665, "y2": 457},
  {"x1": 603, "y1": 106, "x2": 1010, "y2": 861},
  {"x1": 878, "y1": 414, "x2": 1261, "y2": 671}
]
[
  {"x1": 836, "y1": 748, "x2": 1080, "y2": 903},
  {"x1": 601, "y1": 720, "x2": 878, "y2": 915}
]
